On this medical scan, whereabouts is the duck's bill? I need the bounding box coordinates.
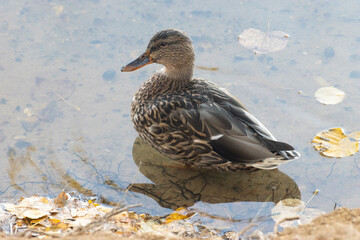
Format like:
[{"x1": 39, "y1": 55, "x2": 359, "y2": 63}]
[{"x1": 121, "y1": 54, "x2": 154, "y2": 72}]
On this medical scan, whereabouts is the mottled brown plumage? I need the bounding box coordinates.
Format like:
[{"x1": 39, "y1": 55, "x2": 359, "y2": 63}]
[{"x1": 122, "y1": 29, "x2": 299, "y2": 170}]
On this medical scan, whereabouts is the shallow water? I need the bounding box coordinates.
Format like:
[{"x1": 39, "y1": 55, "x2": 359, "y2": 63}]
[{"x1": 0, "y1": 0, "x2": 360, "y2": 234}]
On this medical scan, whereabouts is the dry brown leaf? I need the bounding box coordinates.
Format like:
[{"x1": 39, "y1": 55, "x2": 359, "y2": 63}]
[
  {"x1": 311, "y1": 128, "x2": 359, "y2": 157},
  {"x1": 54, "y1": 191, "x2": 68, "y2": 208},
  {"x1": 0, "y1": 194, "x2": 217, "y2": 238},
  {"x1": 1, "y1": 193, "x2": 116, "y2": 235}
]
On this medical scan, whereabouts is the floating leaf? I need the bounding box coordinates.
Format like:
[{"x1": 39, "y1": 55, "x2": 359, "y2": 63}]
[
  {"x1": 315, "y1": 86, "x2": 345, "y2": 105},
  {"x1": 53, "y1": 5, "x2": 64, "y2": 16},
  {"x1": 164, "y1": 207, "x2": 196, "y2": 224},
  {"x1": 313, "y1": 76, "x2": 330, "y2": 87},
  {"x1": 238, "y1": 28, "x2": 289, "y2": 54},
  {"x1": 312, "y1": 128, "x2": 360, "y2": 157},
  {"x1": 272, "y1": 199, "x2": 303, "y2": 224},
  {"x1": 272, "y1": 199, "x2": 325, "y2": 229}
]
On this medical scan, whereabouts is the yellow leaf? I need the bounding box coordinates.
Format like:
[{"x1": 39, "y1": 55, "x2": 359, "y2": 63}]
[
  {"x1": 39, "y1": 197, "x2": 49, "y2": 204},
  {"x1": 28, "y1": 216, "x2": 47, "y2": 226},
  {"x1": 88, "y1": 199, "x2": 99, "y2": 207},
  {"x1": 311, "y1": 128, "x2": 359, "y2": 157},
  {"x1": 47, "y1": 218, "x2": 69, "y2": 231},
  {"x1": 49, "y1": 218, "x2": 61, "y2": 224},
  {"x1": 164, "y1": 207, "x2": 195, "y2": 224}
]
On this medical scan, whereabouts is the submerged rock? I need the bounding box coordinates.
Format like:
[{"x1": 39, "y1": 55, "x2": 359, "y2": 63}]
[{"x1": 102, "y1": 69, "x2": 116, "y2": 82}]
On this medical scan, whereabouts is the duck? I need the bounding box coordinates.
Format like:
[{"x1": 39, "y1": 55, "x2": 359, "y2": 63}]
[{"x1": 121, "y1": 29, "x2": 300, "y2": 170}]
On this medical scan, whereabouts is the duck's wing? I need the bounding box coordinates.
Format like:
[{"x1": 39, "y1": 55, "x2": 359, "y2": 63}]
[{"x1": 194, "y1": 101, "x2": 295, "y2": 163}]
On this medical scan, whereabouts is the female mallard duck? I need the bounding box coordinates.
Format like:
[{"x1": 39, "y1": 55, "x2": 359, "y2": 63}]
[{"x1": 122, "y1": 29, "x2": 299, "y2": 170}]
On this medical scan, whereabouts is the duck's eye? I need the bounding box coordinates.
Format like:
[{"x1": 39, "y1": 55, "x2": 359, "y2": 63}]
[{"x1": 160, "y1": 42, "x2": 167, "y2": 47}]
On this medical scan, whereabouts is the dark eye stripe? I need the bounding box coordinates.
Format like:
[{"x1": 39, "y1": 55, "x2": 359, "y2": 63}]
[{"x1": 150, "y1": 40, "x2": 181, "y2": 53}]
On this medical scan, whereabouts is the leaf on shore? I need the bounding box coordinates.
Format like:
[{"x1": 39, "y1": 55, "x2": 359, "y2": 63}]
[{"x1": 164, "y1": 207, "x2": 196, "y2": 223}]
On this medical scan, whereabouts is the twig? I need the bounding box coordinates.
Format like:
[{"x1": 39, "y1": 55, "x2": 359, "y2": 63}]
[
  {"x1": 252, "y1": 193, "x2": 272, "y2": 222},
  {"x1": 55, "y1": 92, "x2": 81, "y2": 111},
  {"x1": 195, "y1": 66, "x2": 219, "y2": 71},
  {"x1": 234, "y1": 223, "x2": 256, "y2": 239},
  {"x1": 103, "y1": 204, "x2": 142, "y2": 219},
  {"x1": 273, "y1": 217, "x2": 300, "y2": 235},
  {"x1": 224, "y1": 208, "x2": 232, "y2": 221},
  {"x1": 305, "y1": 190, "x2": 319, "y2": 209}
]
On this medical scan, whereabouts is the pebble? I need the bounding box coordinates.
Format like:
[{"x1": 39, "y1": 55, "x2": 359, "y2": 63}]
[
  {"x1": 323, "y1": 47, "x2": 335, "y2": 60},
  {"x1": 349, "y1": 54, "x2": 360, "y2": 62},
  {"x1": 0, "y1": 130, "x2": 5, "y2": 143},
  {"x1": 349, "y1": 71, "x2": 360, "y2": 79},
  {"x1": 40, "y1": 101, "x2": 63, "y2": 123},
  {"x1": 14, "y1": 140, "x2": 32, "y2": 149},
  {"x1": 102, "y1": 69, "x2": 116, "y2": 82},
  {"x1": 21, "y1": 116, "x2": 39, "y2": 132}
]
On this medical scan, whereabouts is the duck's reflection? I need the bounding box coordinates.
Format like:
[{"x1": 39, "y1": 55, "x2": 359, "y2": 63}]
[{"x1": 128, "y1": 137, "x2": 301, "y2": 210}]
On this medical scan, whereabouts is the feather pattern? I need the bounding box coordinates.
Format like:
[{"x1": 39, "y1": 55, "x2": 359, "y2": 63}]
[{"x1": 131, "y1": 77, "x2": 299, "y2": 170}]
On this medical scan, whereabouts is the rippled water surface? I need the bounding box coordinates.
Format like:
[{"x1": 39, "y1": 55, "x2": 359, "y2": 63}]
[{"x1": 1, "y1": 0, "x2": 359, "y2": 234}]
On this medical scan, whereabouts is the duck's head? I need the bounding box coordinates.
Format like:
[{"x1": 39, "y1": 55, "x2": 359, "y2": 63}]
[{"x1": 121, "y1": 29, "x2": 195, "y2": 75}]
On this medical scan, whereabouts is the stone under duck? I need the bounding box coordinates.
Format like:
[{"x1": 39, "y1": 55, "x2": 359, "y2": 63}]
[{"x1": 121, "y1": 29, "x2": 300, "y2": 170}]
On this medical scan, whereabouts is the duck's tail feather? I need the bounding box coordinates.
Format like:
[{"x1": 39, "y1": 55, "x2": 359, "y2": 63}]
[{"x1": 250, "y1": 150, "x2": 300, "y2": 170}]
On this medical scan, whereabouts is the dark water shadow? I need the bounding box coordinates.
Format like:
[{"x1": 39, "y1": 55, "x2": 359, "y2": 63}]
[{"x1": 128, "y1": 137, "x2": 301, "y2": 210}]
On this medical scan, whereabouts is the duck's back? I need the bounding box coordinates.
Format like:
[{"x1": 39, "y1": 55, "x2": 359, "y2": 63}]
[{"x1": 131, "y1": 77, "x2": 299, "y2": 170}]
